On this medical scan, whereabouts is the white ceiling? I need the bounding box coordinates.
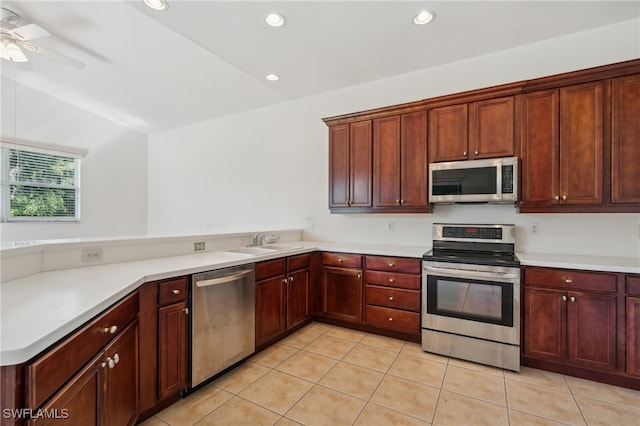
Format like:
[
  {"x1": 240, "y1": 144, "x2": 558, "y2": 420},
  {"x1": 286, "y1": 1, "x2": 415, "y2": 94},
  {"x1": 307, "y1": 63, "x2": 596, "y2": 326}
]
[{"x1": 2, "y1": 1, "x2": 638, "y2": 135}]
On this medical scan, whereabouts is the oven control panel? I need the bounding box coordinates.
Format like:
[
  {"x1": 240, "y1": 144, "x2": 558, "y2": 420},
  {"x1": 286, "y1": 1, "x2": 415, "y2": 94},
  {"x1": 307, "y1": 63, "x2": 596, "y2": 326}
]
[
  {"x1": 434, "y1": 223, "x2": 515, "y2": 244},
  {"x1": 443, "y1": 226, "x2": 502, "y2": 240}
]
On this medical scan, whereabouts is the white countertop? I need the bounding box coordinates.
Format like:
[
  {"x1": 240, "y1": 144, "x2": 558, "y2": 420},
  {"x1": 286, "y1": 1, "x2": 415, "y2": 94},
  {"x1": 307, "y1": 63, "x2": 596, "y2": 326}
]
[{"x1": 1, "y1": 239, "x2": 637, "y2": 366}]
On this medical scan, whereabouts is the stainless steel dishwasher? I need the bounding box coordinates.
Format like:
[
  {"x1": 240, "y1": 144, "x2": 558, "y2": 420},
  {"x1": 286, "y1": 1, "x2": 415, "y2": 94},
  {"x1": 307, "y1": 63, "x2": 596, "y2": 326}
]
[{"x1": 191, "y1": 264, "x2": 255, "y2": 388}]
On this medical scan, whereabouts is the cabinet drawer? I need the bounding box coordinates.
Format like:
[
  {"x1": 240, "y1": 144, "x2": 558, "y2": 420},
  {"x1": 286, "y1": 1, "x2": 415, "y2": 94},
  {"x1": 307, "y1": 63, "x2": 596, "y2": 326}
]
[
  {"x1": 628, "y1": 276, "x2": 640, "y2": 296},
  {"x1": 525, "y1": 267, "x2": 616, "y2": 293},
  {"x1": 256, "y1": 258, "x2": 286, "y2": 280},
  {"x1": 365, "y1": 271, "x2": 420, "y2": 290},
  {"x1": 366, "y1": 305, "x2": 420, "y2": 334},
  {"x1": 366, "y1": 255, "x2": 420, "y2": 274},
  {"x1": 288, "y1": 254, "x2": 310, "y2": 272},
  {"x1": 366, "y1": 285, "x2": 420, "y2": 311},
  {"x1": 322, "y1": 252, "x2": 362, "y2": 268},
  {"x1": 159, "y1": 277, "x2": 188, "y2": 305},
  {"x1": 25, "y1": 291, "x2": 139, "y2": 409}
]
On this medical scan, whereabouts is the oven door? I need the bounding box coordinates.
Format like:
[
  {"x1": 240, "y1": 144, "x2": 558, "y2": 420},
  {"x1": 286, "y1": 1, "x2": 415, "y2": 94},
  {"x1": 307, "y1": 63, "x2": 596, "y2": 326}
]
[{"x1": 422, "y1": 262, "x2": 520, "y2": 345}]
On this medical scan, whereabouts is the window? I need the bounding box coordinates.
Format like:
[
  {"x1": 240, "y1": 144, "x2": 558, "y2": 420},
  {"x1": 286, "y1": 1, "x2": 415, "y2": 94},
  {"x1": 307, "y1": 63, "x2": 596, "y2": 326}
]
[{"x1": 1, "y1": 143, "x2": 81, "y2": 222}]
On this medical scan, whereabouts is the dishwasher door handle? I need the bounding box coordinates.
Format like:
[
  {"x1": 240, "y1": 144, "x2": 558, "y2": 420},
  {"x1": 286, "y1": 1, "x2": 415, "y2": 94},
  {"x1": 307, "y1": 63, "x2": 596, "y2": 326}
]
[{"x1": 195, "y1": 270, "x2": 253, "y2": 287}]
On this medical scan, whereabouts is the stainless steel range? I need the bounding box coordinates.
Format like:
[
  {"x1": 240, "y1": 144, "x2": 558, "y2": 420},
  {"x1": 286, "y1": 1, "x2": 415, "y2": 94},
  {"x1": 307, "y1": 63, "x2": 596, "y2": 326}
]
[{"x1": 422, "y1": 223, "x2": 521, "y2": 371}]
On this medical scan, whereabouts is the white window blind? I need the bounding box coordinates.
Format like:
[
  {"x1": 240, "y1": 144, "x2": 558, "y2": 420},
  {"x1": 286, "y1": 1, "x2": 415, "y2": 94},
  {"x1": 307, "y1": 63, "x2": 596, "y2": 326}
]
[{"x1": 1, "y1": 143, "x2": 81, "y2": 222}]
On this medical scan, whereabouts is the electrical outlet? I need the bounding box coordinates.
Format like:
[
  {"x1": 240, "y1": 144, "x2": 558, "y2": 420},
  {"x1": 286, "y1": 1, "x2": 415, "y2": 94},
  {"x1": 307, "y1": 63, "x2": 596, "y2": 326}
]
[
  {"x1": 82, "y1": 248, "x2": 103, "y2": 262},
  {"x1": 529, "y1": 223, "x2": 540, "y2": 235},
  {"x1": 194, "y1": 242, "x2": 206, "y2": 252},
  {"x1": 388, "y1": 221, "x2": 395, "y2": 232}
]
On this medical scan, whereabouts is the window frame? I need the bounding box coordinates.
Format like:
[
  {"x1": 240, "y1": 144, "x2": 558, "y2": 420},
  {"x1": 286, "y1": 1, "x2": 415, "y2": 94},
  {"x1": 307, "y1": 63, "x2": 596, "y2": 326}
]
[{"x1": 1, "y1": 142, "x2": 83, "y2": 223}]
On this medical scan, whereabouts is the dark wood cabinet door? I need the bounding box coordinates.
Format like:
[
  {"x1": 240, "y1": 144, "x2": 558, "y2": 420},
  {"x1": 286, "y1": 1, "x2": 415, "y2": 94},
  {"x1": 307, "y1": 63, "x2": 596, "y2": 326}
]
[
  {"x1": 469, "y1": 96, "x2": 514, "y2": 159},
  {"x1": 30, "y1": 356, "x2": 102, "y2": 426},
  {"x1": 328, "y1": 124, "x2": 350, "y2": 208},
  {"x1": 567, "y1": 291, "x2": 616, "y2": 371},
  {"x1": 349, "y1": 121, "x2": 373, "y2": 207},
  {"x1": 627, "y1": 297, "x2": 640, "y2": 376},
  {"x1": 322, "y1": 267, "x2": 363, "y2": 323},
  {"x1": 287, "y1": 269, "x2": 310, "y2": 329},
  {"x1": 523, "y1": 287, "x2": 566, "y2": 362},
  {"x1": 429, "y1": 103, "x2": 468, "y2": 162},
  {"x1": 103, "y1": 320, "x2": 139, "y2": 426},
  {"x1": 519, "y1": 89, "x2": 560, "y2": 207},
  {"x1": 158, "y1": 302, "x2": 187, "y2": 400},
  {"x1": 401, "y1": 110, "x2": 428, "y2": 208},
  {"x1": 255, "y1": 276, "x2": 286, "y2": 346},
  {"x1": 611, "y1": 74, "x2": 640, "y2": 205},
  {"x1": 559, "y1": 81, "x2": 603, "y2": 205},
  {"x1": 373, "y1": 115, "x2": 401, "y2": 207}
]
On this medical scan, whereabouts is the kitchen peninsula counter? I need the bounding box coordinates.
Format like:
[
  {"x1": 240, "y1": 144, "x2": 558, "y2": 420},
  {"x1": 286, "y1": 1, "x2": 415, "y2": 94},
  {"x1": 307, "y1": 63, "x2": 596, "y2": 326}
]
[{"x1": 1, "y1": 237, "x2": 638, "y2": 366}]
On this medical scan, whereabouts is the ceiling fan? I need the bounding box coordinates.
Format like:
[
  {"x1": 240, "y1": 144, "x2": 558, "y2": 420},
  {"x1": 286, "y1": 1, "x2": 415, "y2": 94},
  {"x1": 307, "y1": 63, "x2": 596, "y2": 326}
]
[{"x1": 0, "y1": 7, "x2": 84, "y2": 69}]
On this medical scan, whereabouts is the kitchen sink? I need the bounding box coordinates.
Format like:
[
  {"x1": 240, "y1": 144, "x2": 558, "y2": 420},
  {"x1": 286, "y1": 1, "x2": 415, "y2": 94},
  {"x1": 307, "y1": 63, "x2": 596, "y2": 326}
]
[{"x1": 224, "y1": 245, "x2": 304, "y2": 256}]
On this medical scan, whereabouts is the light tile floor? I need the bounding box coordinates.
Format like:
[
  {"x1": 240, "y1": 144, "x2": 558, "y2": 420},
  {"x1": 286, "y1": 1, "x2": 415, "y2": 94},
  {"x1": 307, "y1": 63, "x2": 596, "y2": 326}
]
[{"x1": 141, "y1": 322, "x2": 640, "y2": 426}]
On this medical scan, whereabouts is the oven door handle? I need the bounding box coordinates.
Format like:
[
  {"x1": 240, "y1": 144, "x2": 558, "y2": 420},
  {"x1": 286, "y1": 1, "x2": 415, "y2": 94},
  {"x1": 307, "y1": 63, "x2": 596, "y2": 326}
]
[{"x1": 423, "y1": 265, "x2": 519, "y2": 282}]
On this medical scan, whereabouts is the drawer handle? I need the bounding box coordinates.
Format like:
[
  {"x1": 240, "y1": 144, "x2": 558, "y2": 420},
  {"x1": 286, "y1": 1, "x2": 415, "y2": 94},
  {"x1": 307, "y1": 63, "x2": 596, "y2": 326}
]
[
  {"x1": 103, "y1": 325, "x2": 118, "y2": 335},
  {"x1": 389, "y1": 296, "x2": 394, "y2": 301},
  {"x1": 388, "y1": 263, "x2": 395, "y2": 267},
  {"x1": 388, "y1": 278, "x2": 394, "y2": 283},
  {"x1": 388, "y1": 317, "x2": 393, "y2": 321},
  {"x1": 565, "y1": 279, "x2": 572, "y2": 284},
  {"x1": 338, "y1": 258, "x2": 343, "y2": 263},
  {"x1": 171, "y1": 289, "x2": 180, "y2": 294}
]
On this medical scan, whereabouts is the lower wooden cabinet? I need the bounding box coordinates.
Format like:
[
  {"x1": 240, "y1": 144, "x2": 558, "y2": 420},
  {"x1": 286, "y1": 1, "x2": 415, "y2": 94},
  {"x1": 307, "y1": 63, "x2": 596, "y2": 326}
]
[
  {"x1": 255, "y1": 254, "x2": 312, "y2": 347},
  {"x1": 627, "y1": 275, "x2": 640, "y2": 377},
  {"x1": 158, "y1": 302, "x2": 188, "y2": 399},
  {"x1": 363, "y1": 255, "x2": 421, "y2": 337},
  {"x1": 31, "y1": 320, "x2": 139, "y2": 426},
  {"x1": 523, "y1": 267, "x2": 618, "y2": 373},
  {"x1": 321, "y1": 253, "x2": 364, "y2": 323}
]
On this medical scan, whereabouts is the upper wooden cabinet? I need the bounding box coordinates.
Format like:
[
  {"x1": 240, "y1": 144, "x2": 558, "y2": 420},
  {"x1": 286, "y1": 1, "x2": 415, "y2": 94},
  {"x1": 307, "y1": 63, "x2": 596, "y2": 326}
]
[
  {"x1": 520, "y1": 81, "x2": 604, "y2": 210},
  {"x1": 429, "y1": 96, "x2": 515, "y2": 163},
  {"x1": 611, "y1": 74, "x2": 640, "y2": 205},
  {"x1": 328, "y1": 121, "x2": 372, "y2": 210},
  {"x1": 324, "y1": 58, "x2": 640, "y2": 214},
  {"x1": 373, "y1": 111, "x2": 429, "y2": 211}
]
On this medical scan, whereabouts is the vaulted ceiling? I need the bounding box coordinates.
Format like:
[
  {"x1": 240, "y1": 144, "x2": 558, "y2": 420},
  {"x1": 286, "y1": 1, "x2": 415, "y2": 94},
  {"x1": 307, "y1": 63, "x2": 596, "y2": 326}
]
[{"x1": 1, "y1": 1, "x2": 638, "y2": 134}]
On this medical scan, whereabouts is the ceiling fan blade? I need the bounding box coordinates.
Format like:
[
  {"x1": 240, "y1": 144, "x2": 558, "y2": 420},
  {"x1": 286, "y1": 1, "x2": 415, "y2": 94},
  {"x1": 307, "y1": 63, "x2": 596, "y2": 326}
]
[
  {"x1": 9, "y1": 23, "x2": 50, "y2": 41},
  {"x1": 19, "y1": 41, "x2": 85, "y2": 69}
]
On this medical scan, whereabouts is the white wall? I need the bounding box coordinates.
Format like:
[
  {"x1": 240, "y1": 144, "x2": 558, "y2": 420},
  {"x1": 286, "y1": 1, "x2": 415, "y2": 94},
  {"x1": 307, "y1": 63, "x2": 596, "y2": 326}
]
[
  {"x1": 1, "y1": 75, "x2": 148, "y2": 243},
  {"x1": 148, "y1": 19, "x2": 640, "y2": 258}
]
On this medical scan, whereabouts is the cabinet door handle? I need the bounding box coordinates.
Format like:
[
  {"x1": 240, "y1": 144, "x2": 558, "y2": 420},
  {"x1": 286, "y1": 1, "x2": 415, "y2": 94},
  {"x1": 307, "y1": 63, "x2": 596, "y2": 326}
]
[
  {"x1": 106, "y1": 356, "x2": 115, "y2": 369},
  {"x1": 570, "y1": 296, "x2": 576, "y2": 303},
  {"x1": 474, "y1": 150, "x2": 478, "y2": 155},
  {"x1": 396, "y1": 199, "x2": 401, "y2": 205},
  {"x1": 289, "y1": 276, "x2": 294, "y2": 283},
  {"x1": 183, "y1": 307, "x2": 189, "y2": 315},
  {"x1": 554, "y1": 196, "x2": 560, "y2": 201},
  {"x1": 562, "y1": 295, "x2": 567, "y2": 302},
  {"x1": 113, "y1": 353, "x2": 120, "y2": 365},
  {"x1": 562, "y1": 195, "x2": 567, "y2": 201},
  {"x1": 103, "y1": 325, "x2": 118, "y2": 335},
  {"x1": 171, "y1": 289, "x2": 180, "y2": 295},
  {"x1": 282, "y1": 278, "x2": 288, "y2": 284},
  {"x1": 357, "y1": 274, "x2": 361, "y2": 279},
  {"x1": 400, "y1": 199, "x2": 404, "y2": 204},
  {"x1": 463, "y1": 151, "x2": 467, "y2": 156}
]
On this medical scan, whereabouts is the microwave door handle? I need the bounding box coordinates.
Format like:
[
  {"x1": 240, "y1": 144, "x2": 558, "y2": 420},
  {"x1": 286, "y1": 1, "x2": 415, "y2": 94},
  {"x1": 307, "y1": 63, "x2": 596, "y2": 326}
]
[
  {"x1": 496, "y1": 161, "x2": 503, "y2": 198},
  {"x1": 423, "y1": 265, "x2": 519, "y2": 282}
]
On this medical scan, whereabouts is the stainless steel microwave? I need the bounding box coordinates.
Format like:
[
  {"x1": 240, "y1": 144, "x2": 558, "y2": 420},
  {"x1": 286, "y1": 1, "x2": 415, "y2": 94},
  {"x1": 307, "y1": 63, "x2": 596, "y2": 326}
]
[{"x1": 429, "y1": 157, "x2": 518, "y2": 204}]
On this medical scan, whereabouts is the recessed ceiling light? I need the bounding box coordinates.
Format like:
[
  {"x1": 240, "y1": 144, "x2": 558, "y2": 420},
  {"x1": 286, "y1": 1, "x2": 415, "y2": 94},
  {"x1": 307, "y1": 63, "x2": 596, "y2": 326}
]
[
  {"x1": 144, "y1": 0, "x2": 168, "y2": 11},
  {"x1": 413, "y1": 10, "x2": 435, "y2": 25},
  {"x1": 265, "y1": 13, "x2": 286, "y2": 27},
  {"x1": 265, "y1": 74, "x2": 280, "y2": 81}
]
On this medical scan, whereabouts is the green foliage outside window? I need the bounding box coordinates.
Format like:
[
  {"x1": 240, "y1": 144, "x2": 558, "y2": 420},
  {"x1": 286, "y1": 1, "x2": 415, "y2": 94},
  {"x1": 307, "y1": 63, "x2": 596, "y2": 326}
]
[{"x1": 2, "y1": 147, "x2": 80, "y2": 221}]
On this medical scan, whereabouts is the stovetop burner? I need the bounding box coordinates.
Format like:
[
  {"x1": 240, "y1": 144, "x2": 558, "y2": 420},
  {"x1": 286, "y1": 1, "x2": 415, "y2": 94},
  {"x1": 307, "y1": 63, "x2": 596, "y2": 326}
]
[
  {"x1": 423, "y1": 249, "x2": 520, "y2": 267},
  {"x1": 424, "y1": 223, "x2": 520, "y2": 267}
]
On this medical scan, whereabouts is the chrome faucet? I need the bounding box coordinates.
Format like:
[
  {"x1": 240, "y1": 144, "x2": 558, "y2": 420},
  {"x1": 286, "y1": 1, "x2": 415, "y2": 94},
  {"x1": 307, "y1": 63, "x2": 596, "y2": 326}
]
[
  {"x1": 250, "y1": 233, "x2": 278, "y2": 246},
  {"x1": 250, "y1": 233, "x2": 266, "y2": 247}
]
